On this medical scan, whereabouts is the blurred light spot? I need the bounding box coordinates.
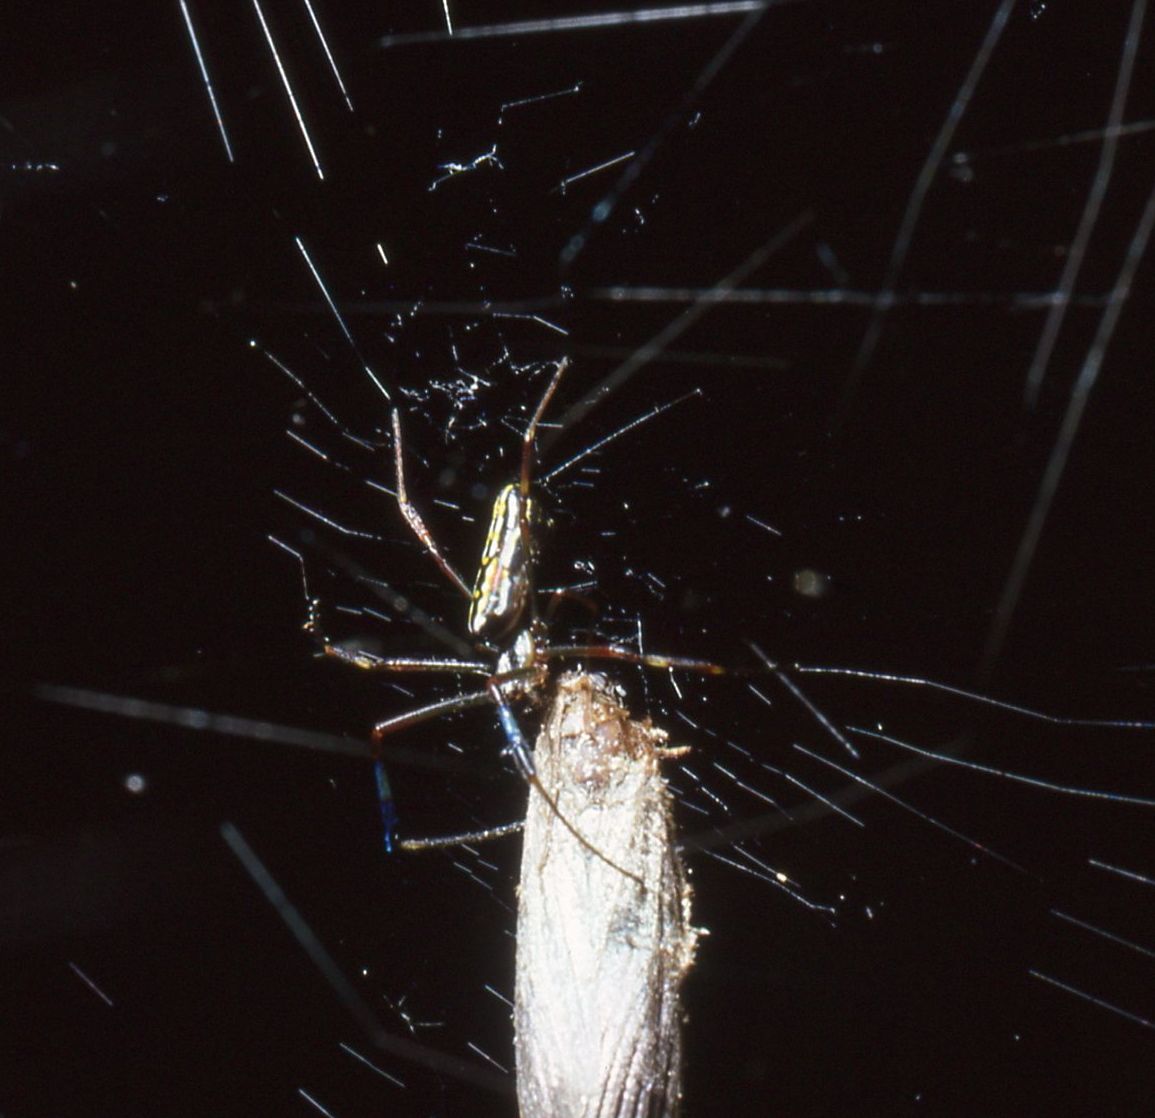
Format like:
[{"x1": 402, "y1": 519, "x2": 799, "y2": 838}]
[{"x1": 792, "y1": 568, "x2": 831, "y2": 598}]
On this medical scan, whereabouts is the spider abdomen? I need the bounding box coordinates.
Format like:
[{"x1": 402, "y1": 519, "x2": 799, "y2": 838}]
[{"x1": 468, "y1": 482, "x2": 537, "y2": 637}]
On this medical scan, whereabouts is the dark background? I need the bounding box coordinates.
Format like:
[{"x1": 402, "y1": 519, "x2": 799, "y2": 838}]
[{"x1": 4, "y1": 2, "x2": 1154, "y2": 1115}]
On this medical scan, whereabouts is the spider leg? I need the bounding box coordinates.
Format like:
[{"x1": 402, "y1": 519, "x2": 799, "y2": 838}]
[
  {"x1": 511, "y1": 359, "x2": 570, "y2": 625},
  {"x1": 304, "y1": 593, "x2": 489, "y2": 674},
  {"x1": 399, "y1": 819, "x2": 524, "y2": 851},
  {"x1": 519, "y1": 357, "x2": 569, "y2": 497},
  {"x1": 317, "y1": 644, "x2": 491, "y2": 676},
  {"x1": 369, "y1": 688, "x2": 493, "y2": 854},
  {"x1": 391, "y1": 408, "x2": 471, "y2": 598},
  {"x1": 371, "y1": 689, "x2": 494, "y2": 743},
  {"x1": 488, "y1": 680, "x2": 536, "y2": 777},
  {"x1": 552, "y1": 640, "x2": 860, "y2": 762},
  {"x1": 373, "y1": 761, "x2": 398, "y2": 853},
  {"x1": 545, "y1": 642, "x2": 731, "y2": 677},
  {"x1": 540, "y1": 585, "x2": 600, "y2": 624}
]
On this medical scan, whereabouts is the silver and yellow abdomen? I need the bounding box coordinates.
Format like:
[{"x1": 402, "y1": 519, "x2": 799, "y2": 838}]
[{"x1": 468, "y1": 483, "x2": 535, "y2": 637}]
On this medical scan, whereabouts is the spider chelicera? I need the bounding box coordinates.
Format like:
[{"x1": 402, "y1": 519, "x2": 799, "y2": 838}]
[{"x1": 297, "y1": 358, "x2": 727, "y2": 867}]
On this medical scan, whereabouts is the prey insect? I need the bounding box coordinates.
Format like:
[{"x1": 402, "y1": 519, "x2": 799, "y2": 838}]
[{"x1": 293, "y1": 358, "x2": 727, "y2": 875}]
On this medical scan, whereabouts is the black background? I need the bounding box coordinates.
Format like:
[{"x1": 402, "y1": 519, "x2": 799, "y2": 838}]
[{"x1": 4, "y1": 2, "x2": 1155, "y2": 1115}]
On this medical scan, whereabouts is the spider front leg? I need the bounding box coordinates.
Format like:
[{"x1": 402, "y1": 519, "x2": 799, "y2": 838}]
[{"x1": 390, "y1": 408, "x2": 471, "y2": 598}]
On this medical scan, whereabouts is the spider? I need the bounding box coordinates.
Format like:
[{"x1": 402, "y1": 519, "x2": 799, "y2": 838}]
[{"x1": 297, "y1": 358, "x2": 728, "y2": 865}]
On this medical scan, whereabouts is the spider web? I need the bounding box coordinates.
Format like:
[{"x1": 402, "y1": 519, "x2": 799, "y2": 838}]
[{"x1": 4, "y1": 2, "x2": 1155, "y2": 1115}]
